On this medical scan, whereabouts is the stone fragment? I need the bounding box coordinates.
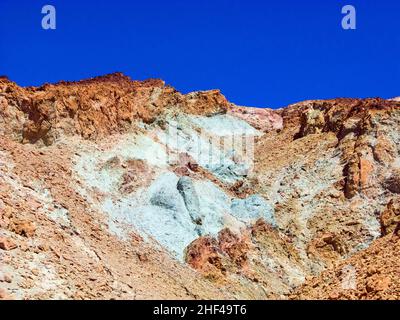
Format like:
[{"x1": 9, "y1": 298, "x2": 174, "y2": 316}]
[{"x1": 0, "y1": 236, "x2": 17, "y2": 250}]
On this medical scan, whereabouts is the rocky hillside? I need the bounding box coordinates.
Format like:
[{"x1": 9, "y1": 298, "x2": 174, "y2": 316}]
[{"x1": 0, "y1": 73, "x2": 399, "y2": 300}]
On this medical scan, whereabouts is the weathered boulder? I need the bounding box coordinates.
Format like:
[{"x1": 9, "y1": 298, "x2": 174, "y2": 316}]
[{"x1": 177, "y1": 176, "x2": 203, "y2": 232}]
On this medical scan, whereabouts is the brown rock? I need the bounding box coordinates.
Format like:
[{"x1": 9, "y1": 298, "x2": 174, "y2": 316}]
[
  {"x1": 344, "y1": 157, "x2": 360, "y2": 198},
  {"x1": 380, "y1": 198, "x2": 400, "y2": 236},
  {"x1": 2, "y1": 75, "x2": 400, "y2": 300},
  {"x1": 4, "y1": 274, "x2": 12, "y2": 283},
  {"x1": 183, "y1": 90, "x2": 229, "y2": 116},
  {"x1": 173, "y1": 166, "x2": 190, "y2": 177},
  {"x1": 31, "y1": 269, "x2": 40, "y2": 276},
  {"x1": 11, "y1": 220, "x2": 36, "y2": 237},
  {"x1": 184, "y1": 236, "x2": 226, "y2": 280},
  {"x1": 298, "y1": 108, "x2": 326, "y2": 137},
  {"x1": 136, "y1": 252, "x2": 148, "y2": 262},
  {"x1": 1, "y1": 73, "x2": 230, "y2": 144},
  {"x1": 177, "y1": 152, "x2": 198, "y2": 171},
  {"x1": 0, "y1": 236, "x2": 17, "y2": 250},
  {"x1": 394, "y1": 222, "x2": 400, "y2": 237},
  {"x1": 188, "y1": 162, "x2": 199, "y2": 172},
  {"x1": 218, "y1": 228, "x2": 250, "y2": 268},
  {"x1": 118, "y1": 159, "x2": 153, "y2": 194},
  {"x1": 307, "y1": 233, "x2": 347, "y2": 267},
  {"x1": 385, "y1": 169, "x2": 400, "y2": 194},
  {"x1": 344, "y1": 157, "x2": 374, "y2": 198}
]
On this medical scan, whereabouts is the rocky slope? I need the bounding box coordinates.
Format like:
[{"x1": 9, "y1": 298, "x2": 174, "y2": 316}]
[{"x1": 0, "y1": 73, "x2": 399, "y2": 300}]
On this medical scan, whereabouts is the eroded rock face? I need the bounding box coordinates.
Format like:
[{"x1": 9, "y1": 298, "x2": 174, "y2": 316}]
[
  {"x1": 306, "y1": 232, "x2": 347, "y2": 269},
  {"x1": 373, "y1": 134, "x2": 396, "y2": 164},
  {"x1": 292, "y1": 227, "x2": 400, "y2": 300},
  {"x1": 185, "y1": 219, "x2": 305, "y2": 296},
  {"x1": 228, "y1": 105, "x2": 283, "y2": 132},
  {"x1": 294, "y1": 98, "x2": 400, "y2": 200},
  {"x1": 1, "y1": 73, "x2": 400, "y2": 300},
  {"x1": 0, "y1": 74, "x2": 229, "y2": 145}
]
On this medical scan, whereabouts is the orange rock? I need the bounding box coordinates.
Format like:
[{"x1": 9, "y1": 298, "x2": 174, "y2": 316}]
[
  {"x1": 359, "y1": 158, "x2": 374, "y2": 189},
  {"x1": 366, "y1": 275, "x2": 391, "y2": 293},
  {"x1": 11, "y1": 220, "x2": 36, "y2": 237},
  {"x1": 1, "y1": 73, "x2": 230, "y2": 144},
  {"x1": 185, "y1": 236, "x2": 226, "y2": 281},
  {"x1": 183, "y1": 90, "x2": 229, "y2": 116}
]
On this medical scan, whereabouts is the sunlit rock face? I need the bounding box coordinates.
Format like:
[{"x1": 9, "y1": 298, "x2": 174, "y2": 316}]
[
  {"x1": 73, "y1": 111, "x2": 275, "y2": 261},
  {"x1": 1, "y1": 74, "x2": 400, "y2": 300}
]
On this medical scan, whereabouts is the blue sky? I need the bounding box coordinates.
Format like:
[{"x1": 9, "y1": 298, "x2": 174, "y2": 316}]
[{"x1": 0, "y1": 0, "x2": 399, "y2": 108}]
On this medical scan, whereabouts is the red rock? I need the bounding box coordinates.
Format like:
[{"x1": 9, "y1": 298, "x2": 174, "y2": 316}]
[
  {"x1": 228, "y1": 105, "x2": 283, "y2": 132},
  {"x1": 359, "y1": 158, "x2": 374, "y2": 189},
  {"x1": 184, "y1": 236, "x2": 226, "y2": 280},
  {"x1": 218, "y1": 228, "x2": 250, "y2": 268},
  {"x1": 173, "y1": 166, "x2": 190, "y2": 177},
  {"x1": 178, "y1": 152, "x2": 199, "y2": 171}
]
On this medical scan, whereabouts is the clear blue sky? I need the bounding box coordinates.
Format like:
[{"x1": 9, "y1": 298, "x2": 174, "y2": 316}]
[{"x1": 0, "y1": 0, "x2": 399, "y2": 108}]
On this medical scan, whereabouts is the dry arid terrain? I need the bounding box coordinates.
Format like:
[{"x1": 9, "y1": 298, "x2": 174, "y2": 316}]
[{"x1": 0, "y1": 73, "x2": 399, "y2": 300}]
